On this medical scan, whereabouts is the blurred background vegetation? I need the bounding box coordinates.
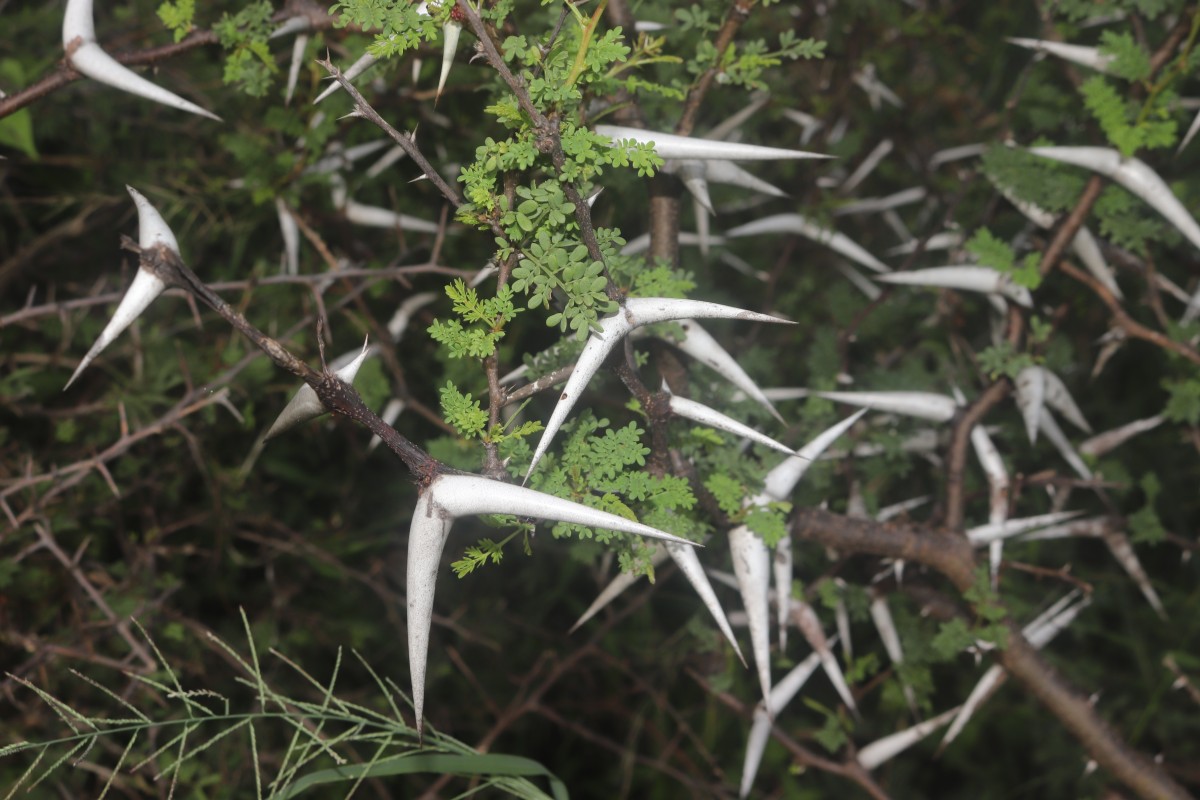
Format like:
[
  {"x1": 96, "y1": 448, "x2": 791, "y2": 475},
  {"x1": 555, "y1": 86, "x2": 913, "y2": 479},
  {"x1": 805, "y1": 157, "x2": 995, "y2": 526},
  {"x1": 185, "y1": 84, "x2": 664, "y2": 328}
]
[{"x1": 1, "y1": 0, "x2": 1198, "y2": 797}]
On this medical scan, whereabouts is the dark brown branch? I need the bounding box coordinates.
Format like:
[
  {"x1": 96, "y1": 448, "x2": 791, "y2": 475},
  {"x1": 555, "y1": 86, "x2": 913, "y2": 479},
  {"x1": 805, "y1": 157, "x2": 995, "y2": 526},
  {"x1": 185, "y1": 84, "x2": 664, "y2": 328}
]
[
  {"x1": 645, "y1": 0, "x2": 754, "y2": 266},
  {"x1": 135, "y1": 239, "x2": 440, "y2": 481},
  {"x1": 454, "y1": 0, "x2": 619, "y2": 295},
  {"x1": 792, "y1": 507, "x2": 1193, "y2": 800},
  {"x1": 647, "y1": 174, "x2": 684, "y2": 268},
  {"x1": 1038, "y1": 175, "x2": 1104, "y2": 277},
  {"x1": 943, "y1": 379, "x2": 1012, "y2": 530},
  {"x1": 688, "y1": 669, "x2": 892, "y2": 800},
  {"x1": 318, "y1": 58, "x2": 463, "y2": 209},
  {"x1": 944, "y1": 163, "x2": 1109, "y2": 529},
  {"x1": 1148, "y1": 9, "x2": 1197, "y2": 76},
  {"x1": 674, "y1": 0, "x2": 755, "y2": 136},
  {"x1": 455, "y1": 0, "x2": 544, "y2": 127},
  {"x1": 502, "y1": 365, "x2": 573, "y2": 406},
  {"x1": 1060, "y1": 260, "x2": 1200, "y2": 366}
]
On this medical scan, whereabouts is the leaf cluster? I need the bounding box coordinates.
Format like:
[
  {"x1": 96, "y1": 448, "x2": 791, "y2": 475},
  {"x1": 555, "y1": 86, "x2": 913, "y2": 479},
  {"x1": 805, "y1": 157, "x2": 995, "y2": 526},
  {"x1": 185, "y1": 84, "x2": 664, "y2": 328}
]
[
  {"x1": 213, "y1": 2, "x2": 277, "y2": 96},
  {"x1": 429, "y1": 279, "x2": 522, "y2": 360}
]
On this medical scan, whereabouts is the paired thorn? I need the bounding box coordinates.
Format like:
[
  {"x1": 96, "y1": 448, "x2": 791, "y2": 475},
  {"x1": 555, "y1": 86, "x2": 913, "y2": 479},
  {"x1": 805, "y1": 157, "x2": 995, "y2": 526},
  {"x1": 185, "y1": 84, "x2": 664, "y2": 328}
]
[
  {"x1": 262, "y1": 339, "x2": 372, "y2": 441},
  {"x1": 407, "y1": 473, "x2": 699, "y2": 739},
  {"x1": 63, "y1": 0, "x2": 221, "y2": 120},
  {"x1": 65, "y1": 187, "x2": 179, "y2": 390},
  {"x1": 523, "y1": 298, "x2": 793, "y2": 482}
]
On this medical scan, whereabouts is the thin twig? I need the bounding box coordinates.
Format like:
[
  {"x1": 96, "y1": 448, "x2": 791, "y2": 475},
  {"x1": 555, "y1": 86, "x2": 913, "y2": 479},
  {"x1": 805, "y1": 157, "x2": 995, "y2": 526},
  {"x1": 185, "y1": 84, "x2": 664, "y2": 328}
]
[
  {"x1": 134, "y1": 240, "x2": 442, "y2": 481},
  {"x1": 317, "y1": 58, "x2": 463, "y2": 208},
  {"x1": 688, "y1": 669, "x2": 892, "y2": 800},
  {"x1": 1060, "y1": 260, "x2": 1200, "y2": 365},
  {"x1": 792, "y1": 507, "x2": 1192, "y2": 800},
  {"x1": 674, "y1": 0, "x2": 756, "y2": 136}
]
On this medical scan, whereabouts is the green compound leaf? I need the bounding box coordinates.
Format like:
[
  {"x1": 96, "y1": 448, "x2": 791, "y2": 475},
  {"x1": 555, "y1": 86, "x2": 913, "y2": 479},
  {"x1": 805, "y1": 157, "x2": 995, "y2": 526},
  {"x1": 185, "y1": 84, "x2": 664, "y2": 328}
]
[{"x1": 279, "y1": 752, "x2": 567, "y2": 800}]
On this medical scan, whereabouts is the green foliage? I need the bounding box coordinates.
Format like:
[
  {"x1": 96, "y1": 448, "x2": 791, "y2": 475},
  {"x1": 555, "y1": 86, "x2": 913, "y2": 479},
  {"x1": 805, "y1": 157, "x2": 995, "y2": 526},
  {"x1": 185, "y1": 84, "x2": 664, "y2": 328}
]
[
  {"x1": 0, "y1": 60, "x2": 37, "y2": 159},
  {"x1": 329, "y1": 0, "x2": 444, "y2": 58},
  {"x1": 1098, "y1": 30, "x2": 1152, "y2": 82},
  {"x1": 687, "y1": 31, "x2": 826, "y2": 91},
  {"x1": 744, "y1": 501, "x2": 792, "y2": 548},
  {"x1": 1129, "y1": 473, "x2": 1167, "y2": 544},
  {"x1": 429, "y1": 279, "x2": 522, "y2": 359},
  {"x1": 705, "y1": 473, "x2": 747, "y2": 516},
  {"x1": 156, "y1": 0, "x2": 196, "y2": 43},
  {"x1": 1048, "y1": 0, "x2": 1181, "y2": 20},
  {"x1": 520, "y1": 411, "x2": 699, "y2": 560},
  {"x1": 804, "y1": 698, "x2": 852, "y2": 754},
  {"x1": 964, "y1": 568, "x2": 1011, "y2": 648},
  {"x1": 1093, "y1": 185, "x2": 1170, "y2": 255},
  {"x1": 931, "y1": 617, "x2": 975, "y2": 661},
  {"x1": 965, "y1": 228, "x2": 1041, "y2": 289},
  {"x1": 1163, "y1": 377, "x2": 1200, "y2": 424},
  {"x1": 2, "y1": 616, "x2": 561, "y2": 800},
  {"x1": 6, "y1": 1, "x2": 1200, "y2": 796},
  {"x1": 977, "y1": 340, "x2": 1038, "y2": 380},
  {"x1": 1081, "y1": 75, "x2": 1176, "y2": 156},
  {"x1": 439, "y1": 381, "x2": 489, "y2": 439},
  {"x1": 982, "y1": 145, "x2": 1086, "y2": 213},
  {"x1": 844, "y1": 652, "x2": 880, "y2": 684},
  {"x1": 509, "y1": 231, "x2": 618, "y2": 337},
  {"x1": 452, "y1": 534, "x2": 513, "y2": 578},
  {"x1": 213, "y1": 2, "x2": 277, "y2": 96}
]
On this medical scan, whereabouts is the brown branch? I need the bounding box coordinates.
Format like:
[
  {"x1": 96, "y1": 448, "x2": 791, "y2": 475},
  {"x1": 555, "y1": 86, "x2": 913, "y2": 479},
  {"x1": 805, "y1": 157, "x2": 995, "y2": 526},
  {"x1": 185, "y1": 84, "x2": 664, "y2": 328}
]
[
  {"x1": 792, "y1": 507, "x2": 1193, "y2": 800},
  {"x1": 1148, "y1": 9, "x2": 1197, "y2": 76},
  {"x1": 674, "y1": 0, "x2": 756, "y2": 136},
  {"x1": 1, "y1": 387, "x2": 233, "y2": 505},
  {"x1": 1, "y1": 264, "x2": 471, "y2": 330},
  {"x1": 1164, "y1": 655, "x2": 1200, "y2": 708},
  {"x1": 647, "y1": 174, "x2": 684, "y2": 268},
  {"x1": 688, "y1": 669, "x2": 892, "y2": 800},
  {"x1": 502, "y1": 364, "x2": 573, "y2": 406},
  {"x1": 943, "y1": 379, "x2": 1012, "y2": 531},
  {"x1": 1038, "y1": 175, "x2": 1104, "y2": 277},
  {"x1": 455, "y1": 0, "x2": 545, "y2": 128},
  {"x1": 454, "y1": 0, "x2": 620, "y2": 296},
  {"x1": 643, "y1": 0, "x2": 756, "y2": 266},
  {"x1": 1060, "y1": 259, "x2": 1200, "y2": 366},
  {"x1": 318, "y1": 58, "x2": 463, "y2": 209},
  {"x1": 135, "y1": 240, "x2": 441, "y2": 481},
  {"x1": 943, "y1": 163, "x2": 1109, "y2": 529}
]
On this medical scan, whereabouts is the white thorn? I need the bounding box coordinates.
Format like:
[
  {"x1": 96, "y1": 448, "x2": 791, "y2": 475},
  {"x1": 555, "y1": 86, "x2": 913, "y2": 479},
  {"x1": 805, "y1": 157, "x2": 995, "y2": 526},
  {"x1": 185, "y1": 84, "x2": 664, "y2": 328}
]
[
  {"x1": 1014, "y1": 365, "x2": 1045, "y2": 444},
  {"x1": 63, "y1": 0, "x2": 220, "y2": 120},
  {"x1": 596, "y1": 124, "x2": 831, "y2": 162},
  {"x1": 667, "y1": 396, "x2": 793, "y2": 455},
  {"x1": 569, "y1": 545, "x2": 669, "y2": 633},
  {"x1": 726, "y1": 213, "x2": 891, "y2": 274},
  {"x1": 874, "y1": 266, "x2": 1033, "y2": 307},
  {"x1": 284, "y1": 33, "x2": 308, "y2": 105},
  {"x1": 811, "y1": 390, "x2": 958, "y2": 423},
  {"x1": 524, "y1": 299, "x2": 792, "y2": 480},
  {"x1": 738, "y1": 649, "x2": 823, "y2": 798},
  {"x1": 730, "y1": 524, "x2": 773, "y2": 706},
  {"x1": 314, "y1": 51, "x2": 381, "y2": 104},
  {"x1": 263, "y1": 344, "x2": 371, "y2": 440},
  {"x1": 1006, "y1": 37, "x2": 1114, "y2": 73},
  {"x1": 763, "y1": 409, "x2": 868, "y2": 502},
  {"x1": 436, "y1": 21, "x2": 462, "y2": 102},
  {"x1": 408, "y1": 473, "x2": 700, "y2": 739},
  {"x1": 966, "y1": 511, "x2": 1083, "y2": 547}
]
